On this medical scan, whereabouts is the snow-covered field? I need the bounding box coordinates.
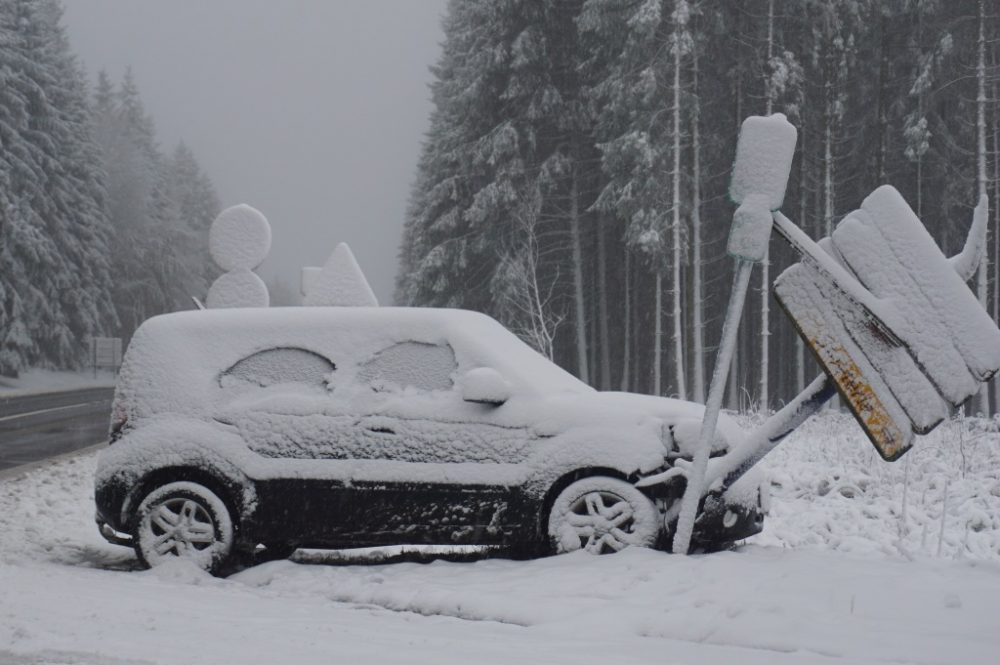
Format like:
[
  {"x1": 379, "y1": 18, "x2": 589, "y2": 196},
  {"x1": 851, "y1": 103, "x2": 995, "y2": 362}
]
[{"x1": 1, "y1": 414, "x2": 999, "y2": 664}]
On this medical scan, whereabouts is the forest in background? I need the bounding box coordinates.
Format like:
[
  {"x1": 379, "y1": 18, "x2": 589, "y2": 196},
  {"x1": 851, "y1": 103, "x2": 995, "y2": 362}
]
[
  {"x1": 397, "y1": 0, "x2": 1000, "y2": 414},
  {"x1": 0, "y1": 0, "x2": 219, "y2": 376}
]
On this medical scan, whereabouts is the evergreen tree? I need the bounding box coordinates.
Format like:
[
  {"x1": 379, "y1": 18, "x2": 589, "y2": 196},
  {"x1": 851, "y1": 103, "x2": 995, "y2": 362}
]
[
  {"x1": 0, "y1": 0, "x2": 116, "y2": 373},
  {"x1": 397, "y1": 0, "x2": 1000, "y2": 412},
  {"x1": 93, "y1": 69, "x2": 219, "y2": 338}
]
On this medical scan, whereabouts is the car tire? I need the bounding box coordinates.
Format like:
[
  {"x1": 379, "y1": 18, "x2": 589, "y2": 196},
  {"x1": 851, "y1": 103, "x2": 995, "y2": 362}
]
[
  {"x1": 548, "y1": 476, "x2": 660, "y2": 555},
  {"x1": 133, "y1": 481, "x2": 235, "y2": 575}
]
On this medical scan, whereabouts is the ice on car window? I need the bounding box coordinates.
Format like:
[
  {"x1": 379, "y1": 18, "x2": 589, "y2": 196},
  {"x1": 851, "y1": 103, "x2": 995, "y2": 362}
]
[
  {"x1": 220, "y1": 347, "x2": 335, "y2": 388},
  {"x1": 357, "y1": 342, "x2": 456, "y2": 392}
]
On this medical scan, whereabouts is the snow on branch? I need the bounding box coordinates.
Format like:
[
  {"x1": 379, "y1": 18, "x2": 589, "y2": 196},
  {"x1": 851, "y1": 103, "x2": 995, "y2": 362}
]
[{"x1": 949, "y1": 195, "x2": 989, "y2": 283}]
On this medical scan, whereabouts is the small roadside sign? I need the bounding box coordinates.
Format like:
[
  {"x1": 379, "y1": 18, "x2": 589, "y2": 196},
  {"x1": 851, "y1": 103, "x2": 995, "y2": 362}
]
[{"x1": 90, "y1": 337, "x2": 122, "y2": 376}]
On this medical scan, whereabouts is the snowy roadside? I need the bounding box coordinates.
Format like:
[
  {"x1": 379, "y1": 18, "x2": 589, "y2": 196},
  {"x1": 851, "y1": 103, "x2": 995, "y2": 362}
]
[
  {"x1": 752, "y1": 411, "x2": 1000, "y2": 561},
  {"x1": 0, "y1": 369, "x2": 115, "y2": 396},
  {"x1": 1, "y1": 415, "x2": 999, "y2": 664}
]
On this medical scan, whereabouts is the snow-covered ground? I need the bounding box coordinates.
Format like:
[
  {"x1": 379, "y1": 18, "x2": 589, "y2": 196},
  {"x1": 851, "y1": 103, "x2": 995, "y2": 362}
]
[
  {"x1": 0, "y1": 369, "x2": 115, "y2": 396},
  {"x1": 1, "y1": 414, "x2": 999, "y2": 664}
]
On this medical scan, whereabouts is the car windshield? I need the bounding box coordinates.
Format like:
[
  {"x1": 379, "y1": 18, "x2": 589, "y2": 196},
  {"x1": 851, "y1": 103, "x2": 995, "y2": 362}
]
[{"x1": 448, "y1": 314, "x2": 593, "y2": 396}]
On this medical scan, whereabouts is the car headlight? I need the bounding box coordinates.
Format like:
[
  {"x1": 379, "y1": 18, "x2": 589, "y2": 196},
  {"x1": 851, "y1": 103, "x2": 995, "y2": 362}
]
[{"x1": 660, "y1": 421, "x2": 675, "y2": 455}]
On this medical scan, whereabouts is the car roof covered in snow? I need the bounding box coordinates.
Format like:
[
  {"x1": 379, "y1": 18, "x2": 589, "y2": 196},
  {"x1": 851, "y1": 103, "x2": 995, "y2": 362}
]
[{"x1": 116, "y1": 306, "x2": 591, "y2": 421}]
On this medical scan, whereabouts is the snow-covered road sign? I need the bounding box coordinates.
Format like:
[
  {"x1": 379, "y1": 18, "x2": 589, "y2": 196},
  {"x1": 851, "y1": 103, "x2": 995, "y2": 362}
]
[
  {"x1": 673, "y1": 113, "x2": 798, "y2": 556},
  {"x1": 89, "y1": 337, "x2": 122, "y2": 374},
  {"x1": 774, "y1": 187, "x2": 1000, "y2": 460}
]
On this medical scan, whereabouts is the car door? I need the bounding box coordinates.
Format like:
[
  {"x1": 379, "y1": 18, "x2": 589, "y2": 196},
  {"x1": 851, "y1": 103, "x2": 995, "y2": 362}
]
[
  {"x1": 221, "y1": 341, "x2": 534, "y2": 547},
  {"x1": 214, "y1": 345, "x2": 357, "y2": 546},
  {"x1": 330, "y1": 340, "x2": 534, "y2": 545}
]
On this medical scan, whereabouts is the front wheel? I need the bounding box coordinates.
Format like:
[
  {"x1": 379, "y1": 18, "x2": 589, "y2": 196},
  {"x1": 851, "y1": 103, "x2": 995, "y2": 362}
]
[
  {"x1": 547, "y1": 476, "x2": 660, "y2": 555},
  {"x1": 133, "y1": 481, "x2": 235, "y2": 575}
]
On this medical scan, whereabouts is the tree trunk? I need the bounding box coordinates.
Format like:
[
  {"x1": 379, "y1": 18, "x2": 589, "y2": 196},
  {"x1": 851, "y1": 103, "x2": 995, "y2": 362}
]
[
  {"x1": 796, "y1": 113, "x2": 808, "y2": 394},
  {"x1": 671, "y1": 9, "x2": 687, "y2": 401},
  {"x1": 621, "y1": 249, "x2": 631, "y2": 391},
  {"x1": 569, "y1": 168, "x2": 590, "y2": 384},
  {"x1": 992, "y1": 73, "x2": 999, "y2": 415},
  {"x1": 759, "y1": 0, "x2": 775, "y2": 412},
  {"x1": 876, "y1": 10, "x2": 889, "y2": 184},
  {"x1": 597, "y1": 215, "x2": 611, "y2": 390},
  {"x1": 975, "y1": 0, "x2": 989, "y2": 415},
  {"x1": 654, "y1": 271, "x2": 663, "y2": 396},
  {"x1": 691, "y1": 47, "x2": 705, "y2": 403}
]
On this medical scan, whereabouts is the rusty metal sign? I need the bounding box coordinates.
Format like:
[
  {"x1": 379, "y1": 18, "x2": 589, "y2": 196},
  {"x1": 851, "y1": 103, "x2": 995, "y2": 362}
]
[
  {"x1": 773, "y1": 187, "x2": 1000, "y2": 461},
  {"x1": 775, "y1": 260, "x2": 913, "y2": 460}
]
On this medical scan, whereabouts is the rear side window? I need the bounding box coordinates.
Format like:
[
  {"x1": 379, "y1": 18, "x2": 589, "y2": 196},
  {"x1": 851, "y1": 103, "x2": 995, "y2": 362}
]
[
  {"x1": 357, "y1": 341, "x2": 456, "y2": 392},
  {"x1": 220, "y1": 347, "x2": 335, "y2": 388}
]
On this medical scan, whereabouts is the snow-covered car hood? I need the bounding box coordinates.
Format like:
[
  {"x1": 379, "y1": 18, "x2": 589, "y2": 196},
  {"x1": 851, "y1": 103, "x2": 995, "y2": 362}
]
[{"x1": 526, "y1": 391, "x2": 744, "y2": 457}]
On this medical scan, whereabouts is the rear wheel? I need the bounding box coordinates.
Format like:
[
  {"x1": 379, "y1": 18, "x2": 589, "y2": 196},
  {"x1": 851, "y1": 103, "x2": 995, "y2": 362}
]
[
  {"x1": 548, "y1": 477, "x2": 659, "y2": 555},
  {"x1": 133, "y1": 481, "x2": 235, "y2": 575}
]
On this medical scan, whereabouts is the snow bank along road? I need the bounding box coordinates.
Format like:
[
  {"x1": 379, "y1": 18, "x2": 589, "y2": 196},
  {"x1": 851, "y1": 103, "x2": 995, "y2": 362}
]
[
  {"x1": 0, "y1": 387, "x2": 113, "y2": 472},
  {"x1": 1, "y1": 414, "x2": 999, "y2": 664}
]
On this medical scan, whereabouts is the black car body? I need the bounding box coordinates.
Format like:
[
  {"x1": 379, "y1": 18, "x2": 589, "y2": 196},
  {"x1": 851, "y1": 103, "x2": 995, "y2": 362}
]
[{"x1": 95, "y1": 307, "x2": 766, "y2": 570}]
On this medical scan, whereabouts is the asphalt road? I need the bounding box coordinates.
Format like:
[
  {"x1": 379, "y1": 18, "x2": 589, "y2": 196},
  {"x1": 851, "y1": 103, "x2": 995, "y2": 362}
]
[{"x1": 0, "y1": 387, "x2": 113, "y2": 471}]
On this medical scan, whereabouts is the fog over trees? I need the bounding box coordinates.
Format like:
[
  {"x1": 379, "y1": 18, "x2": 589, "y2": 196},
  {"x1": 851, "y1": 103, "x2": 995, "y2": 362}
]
[
  {"x1": 0, "y1": 0, "x2": 219, "y2": 376},
  {"x1": 2, "y1": 0, "x2": 998, "y2": 414},
  {"x1": 396, "y1": 0, "x2": 1000, "y2": 413}
]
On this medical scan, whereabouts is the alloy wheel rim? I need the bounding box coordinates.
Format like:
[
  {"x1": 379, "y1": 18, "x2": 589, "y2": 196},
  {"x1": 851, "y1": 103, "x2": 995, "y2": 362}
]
[
  {"x1": 144, "y1": 497, "x2": 218, "y2": 559},
  {"x1": 565, "y1": 491, "x2": 637, "y2": 554}
]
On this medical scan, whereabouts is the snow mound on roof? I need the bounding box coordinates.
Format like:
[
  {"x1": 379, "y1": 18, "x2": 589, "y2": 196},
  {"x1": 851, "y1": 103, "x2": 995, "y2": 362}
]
[
  {"x1": 209, "y1": 204, "x2": 272, "y2": 271},
  {"x1": 206, "y1": 269, "x2": 270, "y2": 309},
  {"x1": 302, "y1": 243, "x2": 379, "y2": 307}
]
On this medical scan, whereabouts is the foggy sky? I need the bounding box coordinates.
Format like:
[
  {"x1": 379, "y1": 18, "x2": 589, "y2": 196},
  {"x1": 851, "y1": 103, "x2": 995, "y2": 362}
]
[{"x1": 62, "y1": 0, "x2": 448, "y2": 304}]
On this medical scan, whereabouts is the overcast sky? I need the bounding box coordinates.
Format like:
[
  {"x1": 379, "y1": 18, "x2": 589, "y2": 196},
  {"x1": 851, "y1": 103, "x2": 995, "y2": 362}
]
[{"x1": 62, "y1": 0, "x2": 448, "y2": 304}]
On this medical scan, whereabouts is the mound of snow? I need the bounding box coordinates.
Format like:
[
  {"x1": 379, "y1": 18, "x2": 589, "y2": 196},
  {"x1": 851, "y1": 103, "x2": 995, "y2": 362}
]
[
  {"x1": 752, "y1": 411, "x2": 1000, "y2": 560},
  {"x1": 209, "y1": 204, "x2": 272, "y2": 271},
  {"x1": 206, "y1": 269, "x2": 270, "y2": 309},
  {"x1": 302, "y1": 243, "x2": 378, "y2": 307}
]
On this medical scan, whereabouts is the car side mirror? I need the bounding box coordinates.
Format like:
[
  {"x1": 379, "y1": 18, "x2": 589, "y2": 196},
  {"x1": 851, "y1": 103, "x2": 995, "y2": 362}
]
[{"x1": 461, "y1": 367, "x2": 511, "y2": 406}]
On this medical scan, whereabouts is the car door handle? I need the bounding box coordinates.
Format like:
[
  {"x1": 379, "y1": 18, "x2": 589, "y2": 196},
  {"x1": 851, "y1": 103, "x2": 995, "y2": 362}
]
[{"x1": 359, "y1": 417, "x2": 396, "y2": 435}]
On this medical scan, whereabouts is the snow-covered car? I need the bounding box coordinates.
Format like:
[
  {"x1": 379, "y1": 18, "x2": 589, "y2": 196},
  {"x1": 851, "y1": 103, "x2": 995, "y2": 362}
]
[{"x1": 94, "y1": 307, "x2": 767, "y2": 573}]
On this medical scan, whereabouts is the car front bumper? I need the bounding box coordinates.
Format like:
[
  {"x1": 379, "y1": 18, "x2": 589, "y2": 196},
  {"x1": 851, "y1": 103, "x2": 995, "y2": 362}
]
[
  {"x1": 96, "y1": 511, "x2": 133, "y2": 547},
  {"x1": 688, "y1": 484, "x2": 767, "y2": 550}
]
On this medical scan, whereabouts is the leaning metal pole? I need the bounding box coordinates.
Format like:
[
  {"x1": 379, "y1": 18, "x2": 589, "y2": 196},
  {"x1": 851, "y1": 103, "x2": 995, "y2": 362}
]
[
  {"x1": 672, "y1": 259, "x2": 757, "y2": 554},
  {"x1": 672, "y1": 114, "x2": 798, "y2": 555}
]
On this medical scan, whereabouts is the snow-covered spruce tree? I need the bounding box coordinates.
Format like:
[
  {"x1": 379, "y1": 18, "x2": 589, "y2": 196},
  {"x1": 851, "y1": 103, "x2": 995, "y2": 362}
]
[
  {"x1": 399, "y1": 0, "x2": 598, "y2": 381},
  {"x1": 164, "y1": 141, "x2": 221, "y2": 305},
  {"x1": 400, "y1": 0, "x2": 999, "y2": 411},
  {"x1": 396, "y1": 0, "x2": 511, "y2": 313},
  {"x1": 93, "y1": 69, "x2": 218, "y2": 339},
  {"x1": 0, "y1": 0, "x2": 117, "y2": 373},
  {"x1": 0, "y1": 3, "x2": 38, "y2": 375},
  {"x1": 93, "y1": 68, "x2": 163, "y2": 338},
  {"x1": 580, "y1": 0, "x2": 683, "y2": 396}
]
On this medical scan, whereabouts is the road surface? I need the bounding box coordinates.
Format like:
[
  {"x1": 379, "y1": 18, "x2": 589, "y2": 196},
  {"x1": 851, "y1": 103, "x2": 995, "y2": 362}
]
[{"x1": 0, "y1": 387, "x2": 113, "y2": 471}]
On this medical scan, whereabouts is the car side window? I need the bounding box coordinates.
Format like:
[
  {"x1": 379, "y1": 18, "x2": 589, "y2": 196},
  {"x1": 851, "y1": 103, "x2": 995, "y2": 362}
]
[
  {"x1": 220, "y1": 347, "x2": 335, "y2": 389},
  {"x1": 357, "y1": 341, "x2": 456, "y2": 392}
]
